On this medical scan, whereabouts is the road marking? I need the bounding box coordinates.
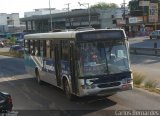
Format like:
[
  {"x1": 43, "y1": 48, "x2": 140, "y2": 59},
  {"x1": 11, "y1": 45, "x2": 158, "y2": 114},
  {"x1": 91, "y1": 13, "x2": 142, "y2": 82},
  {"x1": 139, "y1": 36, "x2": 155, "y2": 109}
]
[{"x1": 0, "y1": 74, "x2": 33, "y2": 82}]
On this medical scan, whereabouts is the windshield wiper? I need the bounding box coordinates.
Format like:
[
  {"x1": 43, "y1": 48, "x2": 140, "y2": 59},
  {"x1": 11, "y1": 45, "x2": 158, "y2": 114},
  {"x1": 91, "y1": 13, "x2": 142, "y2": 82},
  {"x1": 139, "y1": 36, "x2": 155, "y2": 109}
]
[{"x1": 108, "y1": 40, "x2": 116, "y2": 53}]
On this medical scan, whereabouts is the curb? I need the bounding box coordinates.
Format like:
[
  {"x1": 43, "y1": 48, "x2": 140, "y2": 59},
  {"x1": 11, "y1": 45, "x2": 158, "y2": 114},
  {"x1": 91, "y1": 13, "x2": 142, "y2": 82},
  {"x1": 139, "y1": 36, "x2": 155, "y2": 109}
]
[{"x1": 156, "y1": 88, "x2": 160, "y2": 91}]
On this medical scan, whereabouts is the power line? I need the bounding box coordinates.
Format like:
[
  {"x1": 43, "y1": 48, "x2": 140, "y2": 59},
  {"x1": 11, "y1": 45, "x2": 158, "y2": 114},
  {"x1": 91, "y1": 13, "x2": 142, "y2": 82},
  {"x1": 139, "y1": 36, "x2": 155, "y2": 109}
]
[{"x1": 49, "y1": 0, "x2": 53, "y2": 31}]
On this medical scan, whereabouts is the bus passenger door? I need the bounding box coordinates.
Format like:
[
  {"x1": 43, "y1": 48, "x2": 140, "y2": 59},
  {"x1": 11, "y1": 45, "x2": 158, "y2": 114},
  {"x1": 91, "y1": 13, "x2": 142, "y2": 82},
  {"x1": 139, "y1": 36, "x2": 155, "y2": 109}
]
[
  {"x1": 54, "y1": 44, "x2": 61, "y2": 86},
  {"x1": 70, "y1": 43, "x2": 78, "y2": 94}
]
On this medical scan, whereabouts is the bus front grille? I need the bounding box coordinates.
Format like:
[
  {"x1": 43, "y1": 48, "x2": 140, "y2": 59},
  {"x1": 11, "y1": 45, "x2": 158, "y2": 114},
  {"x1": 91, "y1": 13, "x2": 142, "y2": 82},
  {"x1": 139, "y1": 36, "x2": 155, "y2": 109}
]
[{"x1": 98, "y1": 82, "x2": 121, "y2": 88}]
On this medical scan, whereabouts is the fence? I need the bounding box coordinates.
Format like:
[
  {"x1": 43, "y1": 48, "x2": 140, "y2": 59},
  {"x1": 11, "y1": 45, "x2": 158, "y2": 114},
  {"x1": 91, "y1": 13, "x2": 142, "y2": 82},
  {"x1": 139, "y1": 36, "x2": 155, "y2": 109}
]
[{"x1": 130, "y1": 47, "x2": 160, "y2": 56}]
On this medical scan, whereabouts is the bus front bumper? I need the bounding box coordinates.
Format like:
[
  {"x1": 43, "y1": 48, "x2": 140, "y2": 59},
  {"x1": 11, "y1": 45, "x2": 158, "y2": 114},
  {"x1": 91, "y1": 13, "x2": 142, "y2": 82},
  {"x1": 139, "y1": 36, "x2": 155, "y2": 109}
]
[{"x1": 78, "y1": 83, "x2": 133, "y2": 97}]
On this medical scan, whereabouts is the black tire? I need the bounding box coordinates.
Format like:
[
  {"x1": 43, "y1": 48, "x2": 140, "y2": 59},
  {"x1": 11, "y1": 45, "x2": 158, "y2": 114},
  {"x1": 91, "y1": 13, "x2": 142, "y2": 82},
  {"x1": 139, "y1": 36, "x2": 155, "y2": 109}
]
[
  {"x1": 35, "y1": 70, "x2": 43, "y2": 85},
  {"x1": 150, "y1": 36, "x2": 152, "y2": 39},
  {"x1": 64, "y1": 80, "x2": 75, "y2": 101}
]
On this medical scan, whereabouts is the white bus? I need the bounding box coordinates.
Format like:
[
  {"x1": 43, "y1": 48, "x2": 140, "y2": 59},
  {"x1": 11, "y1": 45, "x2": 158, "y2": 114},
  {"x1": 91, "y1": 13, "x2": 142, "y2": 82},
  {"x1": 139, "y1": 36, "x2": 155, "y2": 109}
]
[{"x1": 24, "y1": 28, "x2": 133, "y2": 100}]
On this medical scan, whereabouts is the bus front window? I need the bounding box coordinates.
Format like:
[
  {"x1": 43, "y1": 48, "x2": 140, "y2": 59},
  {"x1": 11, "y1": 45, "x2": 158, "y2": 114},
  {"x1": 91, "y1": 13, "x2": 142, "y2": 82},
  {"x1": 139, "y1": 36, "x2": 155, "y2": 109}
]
[
  {"x1": 106, "y1": 43, "x2": 130, "y2": 74},
  {"x1": 78, "y1": 41, "x2": 130, "y2": 77}
]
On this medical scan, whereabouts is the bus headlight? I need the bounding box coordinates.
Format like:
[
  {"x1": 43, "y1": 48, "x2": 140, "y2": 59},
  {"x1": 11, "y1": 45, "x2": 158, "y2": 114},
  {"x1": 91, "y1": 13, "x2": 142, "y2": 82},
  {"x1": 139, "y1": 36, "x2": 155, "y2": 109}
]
[
  {"x1": 122, "y1": 78, "x2": 127, "y2": 84},
  {"x1": 81, "y1": 84, "x2": 96, "y2": 89},
  {"x1": 122, "y1": 78, "x2": 133, "y2": 84},
  {"x1": 127, "y1": 78, "x2": 133, "y2": 83},
  {"x1": 80, "y1": 78, "x2": 98, "y2": 89}
]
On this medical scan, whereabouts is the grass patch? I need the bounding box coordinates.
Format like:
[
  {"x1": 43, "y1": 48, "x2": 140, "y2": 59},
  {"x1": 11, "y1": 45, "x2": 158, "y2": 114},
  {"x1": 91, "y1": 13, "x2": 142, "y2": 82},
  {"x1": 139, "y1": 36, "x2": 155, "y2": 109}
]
[
  {"x1": 144, "y1": 80, "x2": 157, "y2": 89},
  {"x1": 133, "y1": 71, "x2": 160, "y2": 94},
  {"x1": 0, "y1": 52, "x2": 10, "y2": 56},
  {"x1": 0, "y1": 51, "x2": 23, "y2": 58},
  {"x1": 141, "y1": 86, "x2": 160, "y2": 94},
  {"x1": 133, "y1": 72, "x2": 145, "y2": 86}
]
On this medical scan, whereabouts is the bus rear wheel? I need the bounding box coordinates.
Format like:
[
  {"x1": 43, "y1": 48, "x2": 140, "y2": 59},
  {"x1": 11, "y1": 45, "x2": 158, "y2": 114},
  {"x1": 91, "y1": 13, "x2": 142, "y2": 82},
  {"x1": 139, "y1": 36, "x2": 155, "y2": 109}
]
[{"x1": 64, "y1": 80, "x2": 75, "y2": 101}]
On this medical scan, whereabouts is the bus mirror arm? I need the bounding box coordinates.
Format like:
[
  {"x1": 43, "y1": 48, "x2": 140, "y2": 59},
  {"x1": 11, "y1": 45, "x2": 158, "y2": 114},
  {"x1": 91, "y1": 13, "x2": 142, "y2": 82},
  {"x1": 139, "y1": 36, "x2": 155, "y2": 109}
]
[{"x1": 126, "y1": 36, "x2": 128, "y2": 41}]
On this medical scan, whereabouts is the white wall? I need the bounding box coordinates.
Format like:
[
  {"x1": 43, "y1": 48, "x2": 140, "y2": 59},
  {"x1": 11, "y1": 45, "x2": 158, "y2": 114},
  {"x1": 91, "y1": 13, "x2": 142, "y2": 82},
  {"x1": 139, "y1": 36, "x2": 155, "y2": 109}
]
[
  {"x1": 24, "y1": 8, "x2": 66, "y2": 17},
  {"x1": 0, "y1": 13, "x2": 7, "y2": 25},
  {"x1": 8, "y1": 13, "x2": 20, "y2": 26}
]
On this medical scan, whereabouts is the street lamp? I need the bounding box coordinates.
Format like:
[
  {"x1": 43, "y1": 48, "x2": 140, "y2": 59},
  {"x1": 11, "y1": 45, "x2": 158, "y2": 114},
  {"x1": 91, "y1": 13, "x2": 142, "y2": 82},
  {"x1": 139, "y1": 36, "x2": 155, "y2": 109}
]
[
  {"x1": 49, "y1": 0, "x2": 53, "y2": 31},
  {"x1": 78, "y1": 2, "x2": 91, "y2": 27}
]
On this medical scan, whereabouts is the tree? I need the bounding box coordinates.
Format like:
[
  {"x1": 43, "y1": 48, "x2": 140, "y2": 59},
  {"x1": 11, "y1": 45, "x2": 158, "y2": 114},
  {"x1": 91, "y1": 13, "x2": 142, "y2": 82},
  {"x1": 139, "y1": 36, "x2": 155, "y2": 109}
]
[
  {"x1": 10, "y1": 36, "x2": 16, "y2": 45},
  {"x1": 90, "y1": 2, "x2": 118, "y2": 9}
]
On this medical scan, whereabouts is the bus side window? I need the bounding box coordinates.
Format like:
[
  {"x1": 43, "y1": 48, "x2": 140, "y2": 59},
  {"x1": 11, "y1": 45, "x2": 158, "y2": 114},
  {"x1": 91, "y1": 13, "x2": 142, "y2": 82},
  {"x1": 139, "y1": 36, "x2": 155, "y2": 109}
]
[
  {"x1": 35, "y1": 40, "x2": 40, "y2": 56},
  {"x1": 29, "y1": 40, "x2": 35, "y2": 55},
  {"x1": 61, "y1": 40, "x2": 69, "y2": 61},
  {"x1": 24, "y1": 40, "x2": 29, "y2": 54},
  {"x1": 43, "y1": 40, "x2": 46, "y2": 57},
  {"x1": 30, "y1": 40, "x2": 34, "y2": 55},
  {"x1": 37, "y1": 40, "x2": 40, "y2": 56},
  {"x1": 40, "y1": 40, "x2": 44, "y2": 57},
  {"x1": 50, "y1": 40, "x2": 55, "y2": 59},
  {"x1": 46, "y1": 40, "x2": 50, "y2": 59}
]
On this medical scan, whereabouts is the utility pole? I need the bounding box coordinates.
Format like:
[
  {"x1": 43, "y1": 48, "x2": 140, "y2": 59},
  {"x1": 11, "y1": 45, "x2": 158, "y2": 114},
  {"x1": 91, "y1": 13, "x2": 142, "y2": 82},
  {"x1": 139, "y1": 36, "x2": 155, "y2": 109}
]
[
  {"x1": 142, "y1": 0, "x2": 145, "y2": 24},
  {"x1": 123, "y1": 0, "x2": 126, "y2": 20},
  {"x1": 49, "y1": 0, "x2": 53, "y2": 31},
  {"x1": 65, "y1": 3, "x2": 71, "y2": 29},
  {"x1": 78, "y1": 2, "x2": 91, "y2": 27}
]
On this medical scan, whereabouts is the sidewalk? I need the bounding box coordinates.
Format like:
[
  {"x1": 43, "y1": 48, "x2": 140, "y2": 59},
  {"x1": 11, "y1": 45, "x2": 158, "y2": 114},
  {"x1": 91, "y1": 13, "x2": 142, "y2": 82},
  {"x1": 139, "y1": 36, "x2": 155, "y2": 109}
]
[{"x1": 128, "y1": 36, "x2": 149, "y2": 41}]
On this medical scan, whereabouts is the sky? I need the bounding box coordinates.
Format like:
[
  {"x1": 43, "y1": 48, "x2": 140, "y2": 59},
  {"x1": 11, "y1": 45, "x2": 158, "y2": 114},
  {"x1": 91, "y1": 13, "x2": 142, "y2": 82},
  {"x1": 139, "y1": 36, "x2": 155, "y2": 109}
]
[{"x1": 0, "y1": 0, "x2": 130, "y2": 18}]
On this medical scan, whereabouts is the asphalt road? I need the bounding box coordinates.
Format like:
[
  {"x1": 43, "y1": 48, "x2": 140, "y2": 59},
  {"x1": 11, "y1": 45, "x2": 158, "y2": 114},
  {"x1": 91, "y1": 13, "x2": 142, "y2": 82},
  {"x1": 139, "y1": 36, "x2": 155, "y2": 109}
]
[
  {"x1": 0, "y1": 47, "x2": 10, "y2": 52},
  {"x1": 0, "y1": 55, "x2": 160, "y2": 116},
  {"x1": 129, "y1": 36, "x2": 160, "y2": 48}
]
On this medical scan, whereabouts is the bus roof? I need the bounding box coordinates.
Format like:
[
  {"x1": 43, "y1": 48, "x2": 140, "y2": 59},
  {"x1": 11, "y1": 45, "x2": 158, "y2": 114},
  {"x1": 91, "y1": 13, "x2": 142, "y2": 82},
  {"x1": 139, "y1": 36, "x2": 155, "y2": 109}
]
[
  {"x1": 24, "y1": 31, "x2": 76, "y2": 40},
  {"x1": 24, "y1": 29, "x2": 126, "y2": 40}
]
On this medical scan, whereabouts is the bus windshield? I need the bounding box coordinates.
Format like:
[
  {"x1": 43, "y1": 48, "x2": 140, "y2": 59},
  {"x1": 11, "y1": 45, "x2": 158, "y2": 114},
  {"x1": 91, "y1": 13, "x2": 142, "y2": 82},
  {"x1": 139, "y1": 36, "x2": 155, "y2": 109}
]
[{"x1": 77, "y1": 40, "x2": 130, "y2": 77}]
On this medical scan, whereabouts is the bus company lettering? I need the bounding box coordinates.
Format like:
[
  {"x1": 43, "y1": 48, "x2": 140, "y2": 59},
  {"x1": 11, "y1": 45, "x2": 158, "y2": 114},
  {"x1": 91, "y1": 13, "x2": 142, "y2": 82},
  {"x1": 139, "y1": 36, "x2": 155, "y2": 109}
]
[{"x1": 43, "y1": 61, "x2": 55, "y2": 72}]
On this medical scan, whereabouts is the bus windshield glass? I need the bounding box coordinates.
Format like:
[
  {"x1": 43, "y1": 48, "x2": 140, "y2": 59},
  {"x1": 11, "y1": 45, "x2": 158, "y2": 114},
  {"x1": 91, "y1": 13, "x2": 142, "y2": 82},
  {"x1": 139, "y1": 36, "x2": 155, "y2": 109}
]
[{"x1": 77, "y1": 40, "x2": 130, "y2": 77}]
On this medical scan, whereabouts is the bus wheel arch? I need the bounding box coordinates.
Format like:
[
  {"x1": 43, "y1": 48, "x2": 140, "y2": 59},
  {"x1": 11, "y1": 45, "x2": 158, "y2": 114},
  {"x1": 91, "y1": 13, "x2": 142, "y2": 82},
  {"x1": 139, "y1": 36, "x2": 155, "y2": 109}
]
[
  {"x1": 35, "y1": 68, "x2": 42, "y2": 85},
  {"x1": 62, "y1": 76, "x2": 75, "y2": 100}
]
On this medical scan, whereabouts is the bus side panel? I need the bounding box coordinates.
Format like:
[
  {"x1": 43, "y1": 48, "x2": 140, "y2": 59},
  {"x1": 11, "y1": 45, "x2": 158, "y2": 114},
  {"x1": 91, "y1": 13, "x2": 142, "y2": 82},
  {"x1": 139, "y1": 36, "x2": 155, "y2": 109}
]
[
  {"x1": 42, "y1": 58, "x2": 57, "y2": 86},
  {"x1": 24, "y1": 54, "x2": 58, "y2": 86},
  {"x1": 60, "y1": 60, "x2": 71, "y2": 79},
  {"x1": 54, "y1": 44, "x2": 61, "y2": 87},
  {"x1": 70, "y1": 44, "x2": 78, "y2": 94},
  {"x1": 24, "y1": 54, "x2": 37, "y2": 77}
]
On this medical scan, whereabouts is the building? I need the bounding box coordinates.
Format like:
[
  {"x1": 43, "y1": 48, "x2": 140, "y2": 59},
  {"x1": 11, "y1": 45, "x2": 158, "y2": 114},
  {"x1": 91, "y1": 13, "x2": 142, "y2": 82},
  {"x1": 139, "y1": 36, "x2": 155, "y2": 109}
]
[
  {"x1": 0, "y1": 13, "x2": 8, "y2": 33},
  {"x1": 21, "y1": 8, "x2": 126, "y2": 33},
  {"x1": 0, "y1": 13, "x2": 25, "y2": 33},
  {"x1": 24, "y1": 8, "x2": 66, "y2": 18},
  {"x1": 127, "y1": 0, "x2": 160, "y2": 37}
]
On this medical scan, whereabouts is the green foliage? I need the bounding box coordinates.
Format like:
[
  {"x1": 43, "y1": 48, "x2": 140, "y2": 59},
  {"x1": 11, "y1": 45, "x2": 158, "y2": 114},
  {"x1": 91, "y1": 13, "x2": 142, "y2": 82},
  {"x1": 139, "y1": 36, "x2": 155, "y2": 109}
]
[
  {"x1": 91, "y1": 2, "x2": 118, "y2": 9},
  {"x1": 0, "y1": 51, "x2": 23, "y2": 58},
  {"x1": 144, "y1": 80, "x2": 157, "y2": 89},
  {"x1": 10, "y1": 37, "x2": 16, "y2": 45},
  {"x1": 133, "y1": 72, "x2": 145, "y2": 85}
]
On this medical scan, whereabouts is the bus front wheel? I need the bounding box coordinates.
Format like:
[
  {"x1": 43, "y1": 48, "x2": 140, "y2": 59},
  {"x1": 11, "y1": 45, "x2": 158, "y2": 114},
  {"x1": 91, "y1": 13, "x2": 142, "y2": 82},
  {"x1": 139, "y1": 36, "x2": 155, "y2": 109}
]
[{"x1": 64, "y1": 80, "x2": 75, "y2": 101}]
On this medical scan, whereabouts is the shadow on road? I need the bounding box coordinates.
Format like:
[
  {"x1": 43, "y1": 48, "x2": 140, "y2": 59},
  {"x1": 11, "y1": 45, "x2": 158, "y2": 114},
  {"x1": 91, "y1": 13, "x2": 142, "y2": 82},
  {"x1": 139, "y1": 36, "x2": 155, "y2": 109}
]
[
  {"x1": 130, "y1": 54, "x2": 160, "y2": 65},
  {"x1": 130, "y1": 38, "x2": 160, "y2": 48},
  {"x1": 0, "y1": 77, "x2": 117, "y2": 116}
]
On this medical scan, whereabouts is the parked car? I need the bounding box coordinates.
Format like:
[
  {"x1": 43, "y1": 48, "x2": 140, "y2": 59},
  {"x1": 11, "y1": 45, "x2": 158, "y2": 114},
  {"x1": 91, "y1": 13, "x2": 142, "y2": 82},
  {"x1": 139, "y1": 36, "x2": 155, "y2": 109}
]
[
  {"x1": 0, "y1": 40, "x2": 4, "y2": 48},
  {"x1": 149, "y1": 30, "x2": 160, "y2": 39},
  {"x1": 9, "y1": 45, "x2": 24, "y2": 53},
  {"x1": 16, "y1": 39, "x2": 24, "y2": 47},
  {"x1": 0, "y1": 92, "x2": 13, "y2": 113}
]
